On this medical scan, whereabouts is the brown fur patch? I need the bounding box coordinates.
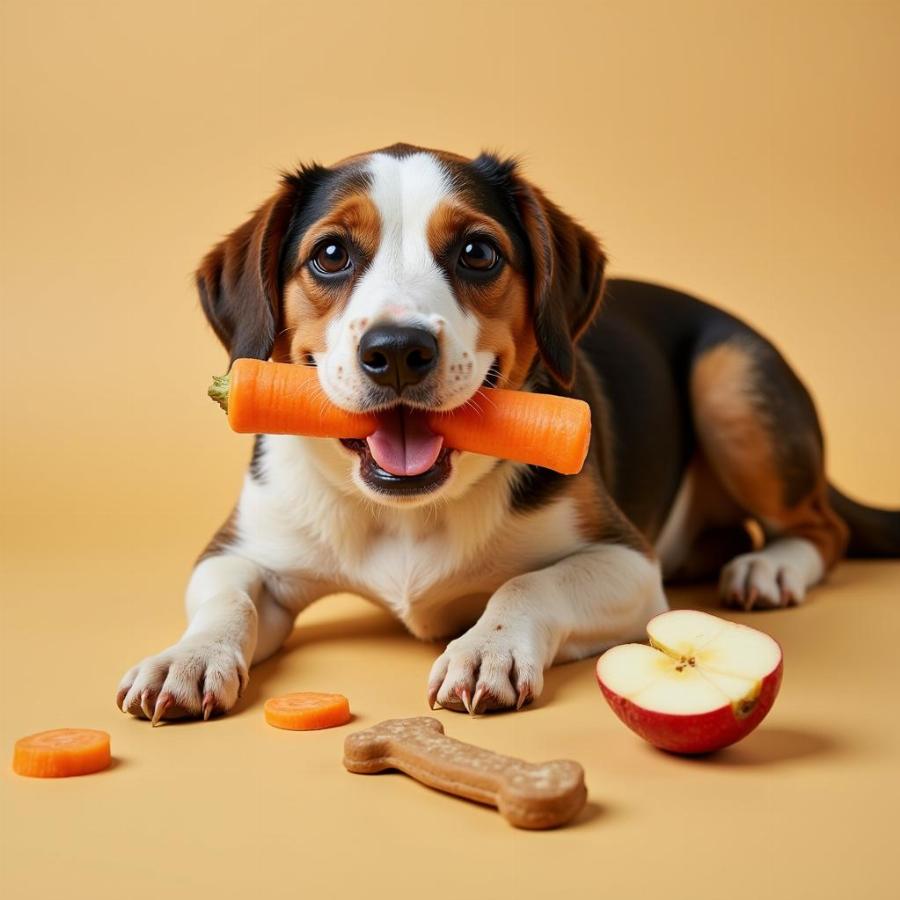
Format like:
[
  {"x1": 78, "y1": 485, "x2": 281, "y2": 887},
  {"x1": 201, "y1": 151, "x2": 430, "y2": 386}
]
[
  {"x1": 691, "y1": 343, "x2": 786, "y2": 516},
  {"x1": 296, "y1": 194, "x2": 381, "y2": 263},
  {"x1": 272, "y1": 192, "x2": 381, "y2": 364},
  {"x1": 274, "y1": 281, "x2": 341, "y2": 364},
  {"x1": 426, "y1": 200, "x2": 516, "y2": 266},
  {"x1": 691, "y1": 342, "x2": 848, "y2": 568},
  {"x1": 426, "y1": 200, "x2": 536, "y2": 389},
  {"x1": 473, "y1": 271, "x2": 536, "y2": 390},
  {"x1": 778, "y1": 486, "x2": 850, "y2": 569}
]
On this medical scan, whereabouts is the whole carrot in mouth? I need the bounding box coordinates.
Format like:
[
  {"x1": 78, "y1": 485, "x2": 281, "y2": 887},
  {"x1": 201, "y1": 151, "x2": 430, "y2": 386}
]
[{"x1": 209, "y1": 359, "x2": 591, "y2": 476}]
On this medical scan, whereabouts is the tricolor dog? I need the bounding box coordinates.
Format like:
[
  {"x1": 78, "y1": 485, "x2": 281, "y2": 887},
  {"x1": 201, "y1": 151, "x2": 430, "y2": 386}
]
[{"x1": 117, "y1": 144, "x2": 900, "y2": 722}]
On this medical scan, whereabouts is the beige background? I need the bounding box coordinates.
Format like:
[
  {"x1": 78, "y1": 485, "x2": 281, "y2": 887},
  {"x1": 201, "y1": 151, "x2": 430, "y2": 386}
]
[{"x1": 1, "y1": 2, "x2": 898, "y2": 898}]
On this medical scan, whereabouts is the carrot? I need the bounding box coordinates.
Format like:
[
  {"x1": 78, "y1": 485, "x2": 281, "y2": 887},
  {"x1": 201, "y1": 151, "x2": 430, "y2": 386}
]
[
  {"x1": 264, "y1": 692, "x2": 351, "y2": 731},
  {"x1": 210, "y1": 359, "x2": 376, "y2": 439},
  {"x1": 427, "y1": 386, "x2": 591, "y2": 477},
  {"x1": 13, "y1": 729, "x2": 111, "y2": 778},
  {"x1": 209, "y1": 359, "x2": 592, "y2": 475}
]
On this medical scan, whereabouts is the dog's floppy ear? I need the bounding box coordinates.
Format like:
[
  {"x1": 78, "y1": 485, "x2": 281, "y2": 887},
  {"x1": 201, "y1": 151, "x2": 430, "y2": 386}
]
[
  {"x1": 196, "y1": 166, "x2": 324, "y2": 362},
  {"x1": 514, "y1": 178, "x2": 607, "y2": 388},
  {"x1": 473, "y1": 155, "x2": 607, "y2": 388}
]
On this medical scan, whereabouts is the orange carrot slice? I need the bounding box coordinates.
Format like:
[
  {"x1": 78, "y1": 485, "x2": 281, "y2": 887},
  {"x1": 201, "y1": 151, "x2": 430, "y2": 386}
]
[
  {"x1": 13, "y1": 729, "x2": 111, "y2": 778},
  {"x1": 264, "y1": 692, "x2": 351, "y2": 730},
  {"x1": 209, "y1": 359, "x2": 591, "y2": 475}
]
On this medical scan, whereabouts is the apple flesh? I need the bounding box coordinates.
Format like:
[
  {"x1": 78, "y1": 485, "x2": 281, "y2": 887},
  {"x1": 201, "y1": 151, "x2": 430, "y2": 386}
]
[{"x1": 596, "y1": 610, "x2": 783, "y2": 754}]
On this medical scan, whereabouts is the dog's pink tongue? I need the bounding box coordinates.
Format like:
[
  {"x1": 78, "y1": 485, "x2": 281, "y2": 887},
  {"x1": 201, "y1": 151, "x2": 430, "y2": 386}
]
[{"x1": 366, "y1": 408, "x2": 444, "y2": 477}]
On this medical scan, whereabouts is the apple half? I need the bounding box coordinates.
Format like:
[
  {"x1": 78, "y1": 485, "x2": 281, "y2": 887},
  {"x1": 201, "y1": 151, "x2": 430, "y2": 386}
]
[{"x1": 596, "y1": 610, "x2": 783, "y2": 754}]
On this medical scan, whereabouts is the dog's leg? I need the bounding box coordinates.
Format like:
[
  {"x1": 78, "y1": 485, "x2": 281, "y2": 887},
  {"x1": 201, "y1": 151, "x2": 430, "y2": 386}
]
[
  {"x1": 690, "y1": 338, "x2": 849, "y2": 610},
  {"x1": 117, "y1": 555, "x2": 300, "y2": 723},
  {"x1": 428, "y1": 543, "x2": 667, "y2": 713}
]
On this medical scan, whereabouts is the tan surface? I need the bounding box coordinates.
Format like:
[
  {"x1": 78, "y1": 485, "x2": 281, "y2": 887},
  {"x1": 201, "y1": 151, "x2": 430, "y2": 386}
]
[
  {"x1": 3, "y1": 568, "x2": 899, "y2": 900},
  {"x1": 1, "y1": 2, "x2": 899, "y2": 899}
]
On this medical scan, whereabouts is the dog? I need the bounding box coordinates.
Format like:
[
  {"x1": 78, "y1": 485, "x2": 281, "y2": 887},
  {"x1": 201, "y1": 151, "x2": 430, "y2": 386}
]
[{"x1": 117, "y1": 143, "x2": 900, "y2": 722}]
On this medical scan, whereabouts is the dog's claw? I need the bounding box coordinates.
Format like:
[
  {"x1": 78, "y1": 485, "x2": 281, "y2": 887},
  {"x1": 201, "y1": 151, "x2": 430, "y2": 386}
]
[
  {"x1": 470, "y1": 686, "x2": 485, "y2": 716},
  {"x1": 140, "y1": 690, "x2": 155, "y2": 720},
  {"x1": 516, "y1": 685, "x2": 531, "y2": 711},
  {"x1": 202, "y1": 693, "x2": 216, "y2": 721},
  {"x1": 151, "y1": 693, "x2": 173, "y2": 727},
  {"x1": 426, "y1": 686, "x2": 439, "y2": 711},
  {"x1": 460, "y1": 688, "x2": 472, "y2": 715},
  {"x1": 236, "y1": 666, "x2": 249, "y2": 698}
]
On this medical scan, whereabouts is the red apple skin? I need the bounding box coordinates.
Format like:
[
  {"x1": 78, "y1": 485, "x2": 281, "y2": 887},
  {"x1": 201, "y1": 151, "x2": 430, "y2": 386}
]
[{"x1": 596, "y1": 660, "x2": 783, "y2": 755}]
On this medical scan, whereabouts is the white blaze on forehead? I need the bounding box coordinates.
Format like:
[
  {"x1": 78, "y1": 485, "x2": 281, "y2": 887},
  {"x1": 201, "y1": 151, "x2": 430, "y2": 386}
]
[
  {"x1": 318, "y1": 150, "x2": 493, "y2": 415},
  {"x1": 337, "y1": 151, "x2": 476, "y2": 343},
  {"x1": 367, "y1": 151, "x2": 453, "y2": 282}
]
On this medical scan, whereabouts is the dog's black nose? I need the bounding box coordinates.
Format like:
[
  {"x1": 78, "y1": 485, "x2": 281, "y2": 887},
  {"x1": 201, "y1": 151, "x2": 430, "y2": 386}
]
[{"x1": 358, "y1": 325, "x2": 439, "y2": 393}]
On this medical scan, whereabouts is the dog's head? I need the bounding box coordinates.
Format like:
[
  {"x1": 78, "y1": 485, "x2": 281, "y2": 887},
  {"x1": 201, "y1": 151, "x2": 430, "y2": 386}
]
[{"x1": 197, "y1": 144, "x2": 606, "y2": 507}]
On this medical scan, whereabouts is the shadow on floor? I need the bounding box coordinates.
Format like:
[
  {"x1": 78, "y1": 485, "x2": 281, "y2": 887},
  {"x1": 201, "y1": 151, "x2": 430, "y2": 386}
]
[
  {"x1": 233, "y1": 606, "x2": 413, "y2": 717},
  {"x1": 570, "y1": 799, "x2": 608, "y2": 828},
  {"x1": 538, "y1": 656, "x2": 598, "y2": 707},
  {"x1": 677, "y1": 726, "x2": 843, "y2": 768}
]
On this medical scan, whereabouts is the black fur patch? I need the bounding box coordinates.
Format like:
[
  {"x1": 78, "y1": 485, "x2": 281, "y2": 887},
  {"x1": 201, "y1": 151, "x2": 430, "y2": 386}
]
[
  {"x1": 249, "y1": 434, "x2": 266, "y2": 483},
  {"x1": 278, "y1": 163, "x2": 373, "y2": 286},
  {"x1": 445, "y1": 153, "x2": 531, "y2": 271},
  {"x1": 509, "y1": 464, "x2": 567, "y2": 514}
]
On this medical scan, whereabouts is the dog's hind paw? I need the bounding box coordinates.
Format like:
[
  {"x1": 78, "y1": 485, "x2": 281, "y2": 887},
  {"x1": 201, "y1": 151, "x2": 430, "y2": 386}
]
[
  {"x1": 719, "y1": 552, "x2": 809, "y2": 611},
  {"x1": 427, "y1": 627, "x2": 544, "y2": 715},
  {"x1": 116, "y1": 639, "x2": 248, "y2": 724}
]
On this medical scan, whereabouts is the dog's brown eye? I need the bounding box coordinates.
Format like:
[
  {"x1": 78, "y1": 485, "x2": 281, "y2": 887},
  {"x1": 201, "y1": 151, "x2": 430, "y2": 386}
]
[
  {"x1": 311, "y1": 240, "x2": 351, "y2": 276},
  {"x1": 458, "y1": 238, "x2": 500, "y2": 273}
]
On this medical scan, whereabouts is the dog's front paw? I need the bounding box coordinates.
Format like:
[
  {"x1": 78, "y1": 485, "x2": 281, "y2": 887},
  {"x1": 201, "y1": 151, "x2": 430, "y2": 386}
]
[
  {"x1": 427, "y1": 627, "x2": 545, "y2": 715},
  {"x1": 116, "y1": 638, "x2": 248, "y2": 724}
]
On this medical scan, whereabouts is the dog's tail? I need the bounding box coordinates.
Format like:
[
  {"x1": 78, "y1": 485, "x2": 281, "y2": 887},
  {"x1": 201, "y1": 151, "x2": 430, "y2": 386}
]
[{"x1": 828, "y1": 484, "x2": 900, "y2": 558}]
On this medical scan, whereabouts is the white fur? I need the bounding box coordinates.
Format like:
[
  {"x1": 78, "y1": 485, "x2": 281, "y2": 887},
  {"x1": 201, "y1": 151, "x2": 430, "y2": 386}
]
[
  {"x1": 655, "y1": 465, "x2": 701, "y2": 577},
  {"x1": 428, "y1": 543, "x2": 667, "y2": 710},
  {"x1": 118, "y1": 429, "x2": 669, "y2": 720},
  {"x1": 232, "y1": 436, "x2": 592, "y2": 639}
]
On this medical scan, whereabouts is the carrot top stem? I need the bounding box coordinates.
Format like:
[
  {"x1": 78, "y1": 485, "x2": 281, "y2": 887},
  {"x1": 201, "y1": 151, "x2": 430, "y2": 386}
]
[{"x1": 208, "y1": 372, "x2": 231, "y2": 412}]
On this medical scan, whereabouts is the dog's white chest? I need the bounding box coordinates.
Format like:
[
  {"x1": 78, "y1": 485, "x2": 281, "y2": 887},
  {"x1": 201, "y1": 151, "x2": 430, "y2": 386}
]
[
  {"x1": 349, "y1": 528, "x2": 447, "y2": 616},
  {"x1": 242, "y1": 437, "x2": 588, "y2": 637},
  {"x1": 336, "y1": 494, "x2": 586, "y2": 638}
]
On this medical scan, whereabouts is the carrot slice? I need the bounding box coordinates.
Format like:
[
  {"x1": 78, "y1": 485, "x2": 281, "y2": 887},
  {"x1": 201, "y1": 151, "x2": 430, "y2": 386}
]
[
  {"x1": 13, "y1": 729, "x2": 111, "y2": 778},
  {"x1": 264, "y1": 692, "x2": 351, "y2": 731},
  {"x1": 209, "y1": 359, "x2": 591, "y2": 475}
]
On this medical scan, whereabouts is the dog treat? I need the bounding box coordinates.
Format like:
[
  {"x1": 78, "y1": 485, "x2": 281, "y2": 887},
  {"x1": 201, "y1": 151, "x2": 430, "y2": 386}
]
[
  {"x1": 264, "y1": 692, "x2": 351, "y2": 730},
  {"x1": 13, "y1": 729, "x2": 111, "y2": 778},
  {"x1": 209, "y1": 358, "x2": 592, "y2": 476},
  {"x1": 343, "y1": 717, "x2": 587, "y2": 829}
]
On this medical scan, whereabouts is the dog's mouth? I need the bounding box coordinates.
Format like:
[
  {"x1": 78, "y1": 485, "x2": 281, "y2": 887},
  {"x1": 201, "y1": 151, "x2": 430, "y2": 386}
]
[
  {"x1": 338, "y1": 358, "x2": 500, "y2": 497},
  {"x1": 341, "y1": 406, "x2": 453, "y2": 496}
]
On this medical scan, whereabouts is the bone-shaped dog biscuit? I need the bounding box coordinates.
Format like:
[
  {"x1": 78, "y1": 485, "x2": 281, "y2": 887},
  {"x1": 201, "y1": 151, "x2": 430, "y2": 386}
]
[{"x1": 343, "y1": 717, "x2": 587, "y2": 829}]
